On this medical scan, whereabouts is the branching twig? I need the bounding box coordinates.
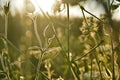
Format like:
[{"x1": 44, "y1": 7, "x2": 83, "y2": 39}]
[
  {"x1": 80, "y1": 7, "x2": 89, "y2": 26},
  {"x1": 79, "y1": 4, "x2": 104, "y2": 23}
]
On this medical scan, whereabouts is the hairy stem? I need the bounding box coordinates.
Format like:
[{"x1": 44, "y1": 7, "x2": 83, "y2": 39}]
[{"x1": 33, "y1": 17, "x2": 42, "y2": 49}]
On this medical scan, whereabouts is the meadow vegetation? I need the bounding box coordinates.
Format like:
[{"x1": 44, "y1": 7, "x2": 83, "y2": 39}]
[{"x1": 0, "y1": 0, "x2": 120, "y2": 80}]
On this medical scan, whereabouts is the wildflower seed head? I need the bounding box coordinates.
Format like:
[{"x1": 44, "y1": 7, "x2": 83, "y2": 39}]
[
  {"x1": 20, "y1": 76, "x2": 24, "y2": 80},
  {"x1": 93, "y1": 27, "x2": 98, "y2": 32},
  {"x1": 45, "y1": 60, "x2": 51, "y2": 69},
  {"x1": 56, "y1": 76, "x2": 64, "y2": 80},
  {"x1": 26, "y1": 0, "x2": 35, "y2": 13},
  {"x1": 87, "y1": 17, "x2": 93, "y2": 23},
  {"x1": 78, "y1": 35, "x2": 85, "y2": 43},
  {"x1": 84, "y1": 44, "x2": 91, "y2": 50},
  {"x1": 100, "y1": 14, "x2": 107, "y2": 21},
  {"x1": 90, "y1": 32, "x2": 96, "y2": 38},
  {"x1": 80, "y1": 27, "x2": 89, "y2": 35}
]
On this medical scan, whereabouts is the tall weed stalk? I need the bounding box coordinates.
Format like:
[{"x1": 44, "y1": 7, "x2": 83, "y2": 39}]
[
  {"x1": 30, "y1": 13, "x2": 44, "y2": 80},
  {"x1": 66, "y1": 3, "x2": 81, "y2": 80},
  {"x1": 2, "y1": 1, "x2": 11, "y2": 80}
]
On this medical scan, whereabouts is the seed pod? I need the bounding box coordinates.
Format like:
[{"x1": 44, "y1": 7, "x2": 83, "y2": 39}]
[{"x1": 4, "y1": 1, "x2": 10, "y2": 15}]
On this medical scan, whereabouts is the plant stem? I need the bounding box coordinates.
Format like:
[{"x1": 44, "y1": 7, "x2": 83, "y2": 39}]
[
  {"x1": 4, "y1": 14, "x2": 8, "y2": 55},
  {"x1": 80, "y1": 7, "x2": 89, "y2": 26},
  {"x1": 33, "y1": 17, "x2": 42, "y2": 49},
  {"x1": 110, "y1": 35, "x2": 115, "y2": 80},
  {"x1": 5, "y1": 14, "x2": 8, "y2": 38},
  {"x1": 94, "y1": 54, "x2": 103, "y2": 80},
  {"x1": 0, "y1": 54, "x2": 6, "y2": 72},
  {"x1": 93, "y1": 37, "x2": 103, "y2": 80},
  {"x1": 52, "y1": 16, "x2": 81, "y2": 80},
  {"x1": 32, "y1": 15, "x2": 44, "y2": 80},
  {"x1": 74, "y1": 40, "x2": 104, "y2": 61},
  {"x1": 4, "y1": 13, "x2": 11, "y2": 80},
  {"x1": 35, "y1": 51, "x2": 46, "y2": 80},
  {"x1": 90, "y1": 57, "x2": 93, "y2": 80},
  {"x1": 78, "y1": 4, "x2": 104, "y2": 23},
  {"x1": 51, "y1": 24, "x2": 67, "y2": 59},
  {"x1": 108, "y1": 1, "x2": 115, "y2": 79},
  {"x1": 66, "y1": 3, "x2": 70, "y2": 60}
]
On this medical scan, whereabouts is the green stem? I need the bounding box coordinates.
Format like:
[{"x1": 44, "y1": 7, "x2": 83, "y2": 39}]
[
  {"x1": 74, "y1": 40, "x2": 104, "y2": 61},
  {"x1": 66, "y1": 3, "x2": 81, "y2": 80},
  {"x1": 4, "y1": 14, "x2": 8, "y2": 58},
  {"x1": 80, "y1": 7, "x2": 89, "y2": 26},
  {"x1": 40, "y1": 72, "x2": 50, "y2": 80},
  {"x1": 52, "y1": 19, "x2": 81, "y2": 80},
  {"x1": 94, "y1": 54, "x2": 103, "y2": 80},
  {"x1": 66, "y1": 3, "x2": 70, "y2": 59},
  {"x1": 79, "y1": 4, "x2": 104, "y2": 23},
  {"x1": 0, "y1": 34, "x2": 36, "y2": 69},
  {"x1": 110, "y1": 35, "x2": 115, "y2": 80},
  {"x1": 4, "y1": 13, "x2": 11, "y2": 80},
  {"x1": 0, "y1": 54, "x2": 11, "y2": 80},
  {"x1": 0, "y1": 54, "x2": 6, "y2": 72},
  {"x1": 93, "y1": 37, "x2": 103, "y2": 80},
  {"x1": 35, "y1": 51, "x2": 46, "y2": 80},
  {"x1": 5, "y1": 14, "x2": 8, "y2": 38},
  {"x1": 51, "y1": 24, "x2": 67, "y2": 59},
  {"x1": 90, "y1": 57, "x2": 93, "y2": 80}
]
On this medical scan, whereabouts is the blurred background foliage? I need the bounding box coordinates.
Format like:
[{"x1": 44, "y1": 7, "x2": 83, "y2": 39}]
[
  {"x1": 0, "y1": 0, "x2": 120, "y2": 80},
  {"x1": 0, "y1": 13, "x2": 84, "y2": 79}
]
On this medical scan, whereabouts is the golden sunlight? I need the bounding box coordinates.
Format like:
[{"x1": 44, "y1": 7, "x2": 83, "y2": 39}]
[{"x1": 30, "y1": 0, "x2": 56, "y2": 14}]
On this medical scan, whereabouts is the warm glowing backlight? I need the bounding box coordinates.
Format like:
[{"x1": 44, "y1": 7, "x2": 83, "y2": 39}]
[{"x1": 30, "y1": 0, "x2": 55, "y2": 13}]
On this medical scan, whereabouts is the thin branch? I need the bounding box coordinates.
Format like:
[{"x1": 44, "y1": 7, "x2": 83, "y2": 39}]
[
  {"x1": 80, "y1": 7, "x2": 89, "y2": 26},
  {"x1": 66, "y1": 3, "x2": 70, "y2": 60},
  {"x1": 0, "y1": 34, "x2": 23, "y2": 55},
  {"x1": 79, "y1": 4, "x2": 104, "y2": 23},
  {"x1": 51, "y1": 23, "x2": 67, "y2": 59},
  {"x1": 35, "y1": 51, "x2": 46, "y2": 80},
  {"x1": 5, "y1": 14, "x2": 8, "y2": 38},
  {"x1": 110, "y1": 35, "x2": 115, "y2": 80},
  {"x1": 74, "y1": 40, "x2": 104, "y2": 61},
  {"x1": 33, "y1": 16, "x2": 42, "y2": 49}
]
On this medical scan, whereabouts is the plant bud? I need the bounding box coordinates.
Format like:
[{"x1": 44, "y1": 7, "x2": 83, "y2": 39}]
[{"x1": 4, "y1": 1, "x2": 10, "y2": 15}]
